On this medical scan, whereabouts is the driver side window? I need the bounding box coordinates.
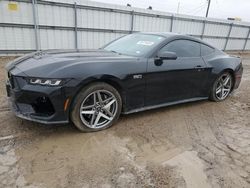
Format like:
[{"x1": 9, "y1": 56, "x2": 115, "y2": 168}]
[{"x1": 159, "y1": 39, "x2": 200, "y2": 57}]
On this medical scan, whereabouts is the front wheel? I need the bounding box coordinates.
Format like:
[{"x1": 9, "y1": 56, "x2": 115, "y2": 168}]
[
  {"x1": 210, "y1": 72, "x2": 233, "y2": 102},
  {"x1": 71, "y1": 82, "x2": 122, "y2": 132}
]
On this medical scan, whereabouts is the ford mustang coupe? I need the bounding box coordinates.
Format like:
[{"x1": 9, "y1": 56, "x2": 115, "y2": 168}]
[{"x1": 6, "y1": 32, "x2": 243, "y2": 132}]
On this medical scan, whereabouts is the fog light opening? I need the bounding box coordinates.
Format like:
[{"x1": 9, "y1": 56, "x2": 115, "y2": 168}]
[{"x1": 32, "y1": 96, "x2": 55, "y2": 116}]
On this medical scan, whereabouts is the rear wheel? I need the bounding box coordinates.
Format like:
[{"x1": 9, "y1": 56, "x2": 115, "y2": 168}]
[
  {"x1": 71, "y1": 82, "x2": 122, "y2": 132},
  {"x1": 210, "y1": 72, "x2": 233, "y2": 102}
]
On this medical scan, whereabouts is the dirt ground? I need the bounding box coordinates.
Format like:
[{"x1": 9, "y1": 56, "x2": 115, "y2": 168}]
[{"x1": 0, "y1": 53, "x2": 249, "y2": 188}]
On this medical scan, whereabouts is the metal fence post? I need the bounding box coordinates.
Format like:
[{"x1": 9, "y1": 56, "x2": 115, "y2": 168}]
[
  {"x1": 130, "y1": 10, "x2": 134, "y2": 33},
  {"x1": 31, "y1": 0, "x2": 39, "y2": 51},
  {"x1": 170, "y1": 15, "x2": 174, "y2": 32},
  {"x1": 201, "y1": 20, "x2": 206, "y2": 39},
  {"x1": 74, "y1": 2, "x2": 78, "y2": 49},
  {"x1": 224, "y1": 23, "x2": 233, "y2": 51},
  {"x1": 243, "y1": 27, "x2": 250, "y2": 51}
]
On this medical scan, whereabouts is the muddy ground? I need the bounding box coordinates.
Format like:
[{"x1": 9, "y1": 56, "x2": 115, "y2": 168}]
[{"x1": 0, "y1": 53, "x2": 249, "y2": 188}]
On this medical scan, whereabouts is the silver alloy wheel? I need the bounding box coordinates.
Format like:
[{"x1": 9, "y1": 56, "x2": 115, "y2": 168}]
[
  {"x1": 215, "y1": 73, "x2": 232, "y2": 100},
  {"x1": 79, "y1": 90, "x2": 118, "y2": 129}
]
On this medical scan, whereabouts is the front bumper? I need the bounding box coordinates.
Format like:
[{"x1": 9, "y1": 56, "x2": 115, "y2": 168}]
[{"x1": 6, "y1": 76, "x2": 72, "y2": 124}]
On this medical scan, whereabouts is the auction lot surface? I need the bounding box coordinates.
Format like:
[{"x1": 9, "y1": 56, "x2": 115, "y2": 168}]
[{"x1": 0, "y1": 54, "x2": 249, "y2": 188}]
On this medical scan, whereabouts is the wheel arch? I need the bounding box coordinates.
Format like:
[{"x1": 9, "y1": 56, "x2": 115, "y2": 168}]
[
  {"x1": 68, "y1": 75, "x2": 126, "y2": 117},
  {"x1": 210, "y1": 55, "x2": 240, "y2": 90}
]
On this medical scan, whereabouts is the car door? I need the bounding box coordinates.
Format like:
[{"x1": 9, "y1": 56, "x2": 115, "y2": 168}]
[{"x1": 145, "y1": 39, "x2": 209, "y2": 106}]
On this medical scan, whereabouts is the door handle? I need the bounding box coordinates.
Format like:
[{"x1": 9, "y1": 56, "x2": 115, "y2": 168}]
[
  {"x1": 194, "y1": 65, "x2": 205, "y2": 71},
  {"x1": 194, "y1": 65, "x2": 204, "y2": 68}
]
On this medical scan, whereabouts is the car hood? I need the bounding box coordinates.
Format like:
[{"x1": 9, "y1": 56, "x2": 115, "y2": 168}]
[{"x1": 6, "y1": 49, "x2": 137, "y2": 78}]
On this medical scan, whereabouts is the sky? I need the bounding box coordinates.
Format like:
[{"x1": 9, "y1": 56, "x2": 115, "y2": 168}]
[{"x1": 92, "y1": 0, "x2": 250, "y2": 22}]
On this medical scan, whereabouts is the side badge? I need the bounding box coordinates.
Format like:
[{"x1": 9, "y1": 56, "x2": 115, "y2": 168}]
[{"x1": 133, "y1": 74, "x2": 143, "y2": 79}]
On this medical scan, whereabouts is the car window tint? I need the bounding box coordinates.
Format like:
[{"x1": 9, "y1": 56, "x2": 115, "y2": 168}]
[
  {"x1": 201, "y1": 44, "x2": 214, "y2": 56},
  {"x1": 160, "y1": 40, "x2": 200, "y2": 57}
]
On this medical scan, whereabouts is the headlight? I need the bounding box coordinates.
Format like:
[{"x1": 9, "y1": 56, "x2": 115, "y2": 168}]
[{"x1": 29, "y1": 78, "x2": 62, "y2": 86}]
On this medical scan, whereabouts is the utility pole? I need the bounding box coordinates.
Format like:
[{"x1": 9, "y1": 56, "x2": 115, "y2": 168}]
[
  {"x1": 206, "y1": 0, "x2": 211, "y2": 17},
  {"x1": 177, "y1": 2, "x2": 180, "y2": 14}
]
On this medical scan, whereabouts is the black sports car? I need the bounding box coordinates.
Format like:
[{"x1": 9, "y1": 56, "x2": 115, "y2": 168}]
[{"x1": 6, "y1": 32, "x2": 243, "y2": 132}]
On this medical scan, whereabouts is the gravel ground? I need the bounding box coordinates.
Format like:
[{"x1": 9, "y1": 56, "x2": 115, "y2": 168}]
[{"x1": 0, "y1": 54, "x2": 249, "y2": 188}]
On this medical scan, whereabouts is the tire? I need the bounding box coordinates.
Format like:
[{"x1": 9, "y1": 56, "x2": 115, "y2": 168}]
[
  {"x1": 70, "y1": 82, "x2": 122, "y2": 132},
  {"x1": 209, "y1": 72, "x2": 233, "y2": 102}
]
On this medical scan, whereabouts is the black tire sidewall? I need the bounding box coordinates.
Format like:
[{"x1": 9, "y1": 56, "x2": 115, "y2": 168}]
[{"x1": 70, "y1": 82, "x2": 122, "y2": 132}]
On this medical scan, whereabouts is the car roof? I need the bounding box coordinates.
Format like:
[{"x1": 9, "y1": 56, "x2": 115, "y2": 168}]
[
  {"x1": 137, "y1": 32, "x2": 178, "y2": 38},
  {"x1": 136, "y1": 32, "x2": 214, "y2": 48}
]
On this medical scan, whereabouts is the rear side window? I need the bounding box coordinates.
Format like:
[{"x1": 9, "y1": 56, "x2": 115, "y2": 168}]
[
  {"x1": 159, "y1": 39, "x2": 200, "y2": 57},
  {"x1": 201, "y1": 44, "x2": 214, "y2": 56}
]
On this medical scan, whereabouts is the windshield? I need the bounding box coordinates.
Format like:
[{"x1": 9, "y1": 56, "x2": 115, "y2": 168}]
[{"x1": 103, "y1": 34, "x2": 166, "y2": 57}]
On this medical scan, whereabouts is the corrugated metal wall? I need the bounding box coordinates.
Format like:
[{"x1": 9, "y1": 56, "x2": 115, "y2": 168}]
[{"x1": 0, "y1": 0, "x2": 250, "y2": 54}]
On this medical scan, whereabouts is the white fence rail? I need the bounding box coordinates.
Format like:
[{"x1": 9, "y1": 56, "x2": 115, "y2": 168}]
[{"x1": 1, "y1": 0, "x2": 250, "y2": 54}]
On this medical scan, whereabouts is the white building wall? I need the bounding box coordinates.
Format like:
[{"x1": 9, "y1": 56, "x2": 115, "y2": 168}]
[{"x1": 0, "y1": 0, "x2": 250, "y2": 53}]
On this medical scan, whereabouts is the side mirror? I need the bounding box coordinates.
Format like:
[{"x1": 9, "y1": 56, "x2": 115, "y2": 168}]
[{"x1": 157, "y1": 51, "x2": 177, "y2": 60}]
